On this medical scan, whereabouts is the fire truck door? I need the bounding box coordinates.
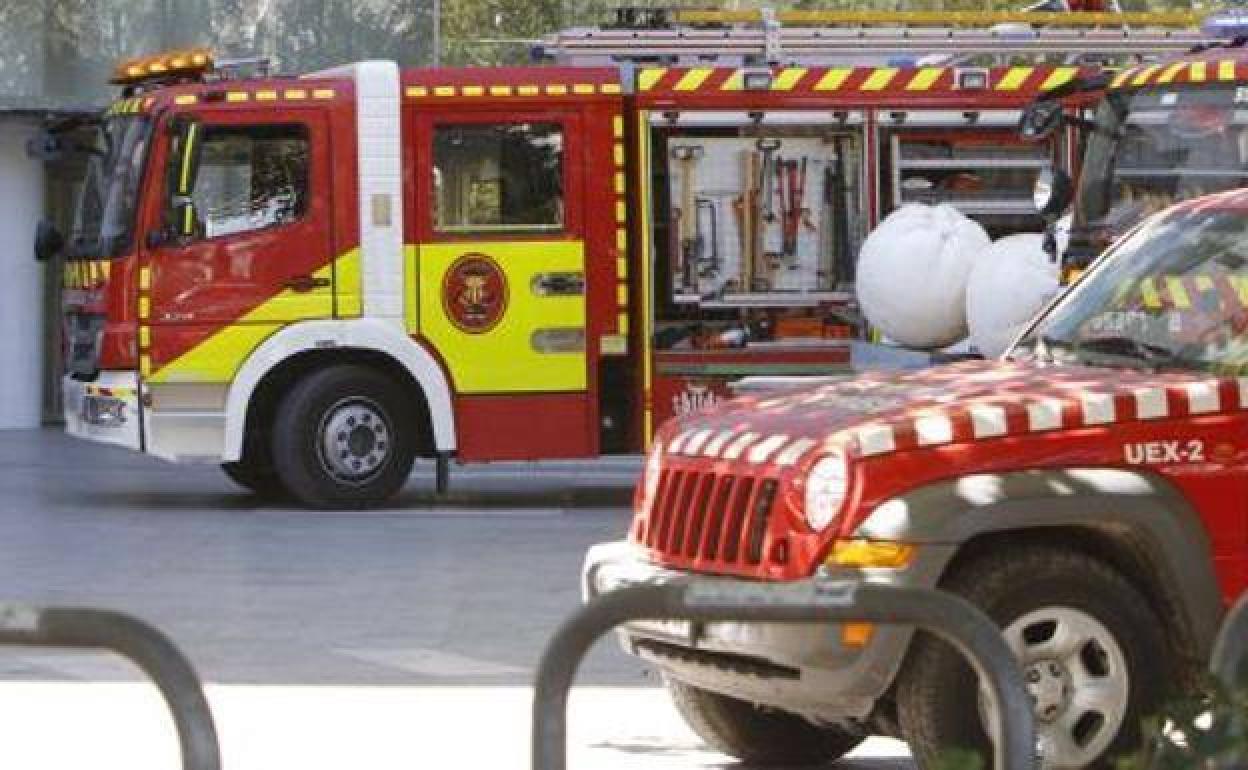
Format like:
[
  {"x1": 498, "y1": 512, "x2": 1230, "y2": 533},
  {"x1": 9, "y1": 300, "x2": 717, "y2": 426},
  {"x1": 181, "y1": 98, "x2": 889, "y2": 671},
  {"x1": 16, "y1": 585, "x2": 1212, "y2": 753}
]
[
  {"x1": 142, "y1": 111, "x2": 335, "y2": 383},
  {"x1": 413, "y1": 113, "x2": 588, "y2": 397}
]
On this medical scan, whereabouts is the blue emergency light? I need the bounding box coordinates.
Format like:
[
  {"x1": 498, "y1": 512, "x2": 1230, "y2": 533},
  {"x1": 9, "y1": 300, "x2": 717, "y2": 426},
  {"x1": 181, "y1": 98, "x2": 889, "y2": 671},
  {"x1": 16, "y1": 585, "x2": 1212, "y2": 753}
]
[{"x1": 1203, "y1": 6, "x2": 1248, "y2": 39}]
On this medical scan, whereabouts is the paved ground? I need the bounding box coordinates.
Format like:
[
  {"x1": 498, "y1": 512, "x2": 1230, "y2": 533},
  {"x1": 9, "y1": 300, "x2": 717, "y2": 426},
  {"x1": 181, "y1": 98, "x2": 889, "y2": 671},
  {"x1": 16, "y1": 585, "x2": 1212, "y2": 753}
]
[{"x1": 0, "y1": 428, "x2": 912, "y2": 768}]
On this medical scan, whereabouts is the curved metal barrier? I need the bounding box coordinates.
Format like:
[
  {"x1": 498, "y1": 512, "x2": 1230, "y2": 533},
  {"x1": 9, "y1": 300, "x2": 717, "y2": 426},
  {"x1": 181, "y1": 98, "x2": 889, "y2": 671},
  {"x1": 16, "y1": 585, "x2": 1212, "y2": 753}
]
[
  {"x1": 1211, "y1": 591, "x2": 1248, "y2": 687},
  {"x1": 0, "y1": 604, "x2": 221, "y2": 770},
  {"x1": 532, "y1": 579, "x2": 1036, "y2": 770}
]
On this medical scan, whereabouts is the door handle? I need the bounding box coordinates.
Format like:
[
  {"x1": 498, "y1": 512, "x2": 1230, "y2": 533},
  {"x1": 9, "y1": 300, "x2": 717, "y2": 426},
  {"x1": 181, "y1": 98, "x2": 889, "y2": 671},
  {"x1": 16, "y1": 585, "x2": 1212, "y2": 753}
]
[
  {"x1": 531, "y1": 272, "x2": 585, "y2": 297},
  {"x1": 284, "y1": 275, "x2": 331, "y2": 292}
]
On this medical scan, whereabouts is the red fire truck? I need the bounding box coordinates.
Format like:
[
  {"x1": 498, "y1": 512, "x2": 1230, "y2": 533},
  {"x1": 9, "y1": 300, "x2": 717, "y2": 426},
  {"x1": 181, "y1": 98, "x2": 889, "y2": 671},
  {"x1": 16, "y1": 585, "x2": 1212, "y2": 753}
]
[
  {"x1": 1028, "y1": 9, "x2": 1248, "y2": 276},
  {"x1": 585, "y1": 187, "x2": 1248, "y2": 768},
  {"x1": 43, "y1": 11, "x2": 1198, "y2": 508}
]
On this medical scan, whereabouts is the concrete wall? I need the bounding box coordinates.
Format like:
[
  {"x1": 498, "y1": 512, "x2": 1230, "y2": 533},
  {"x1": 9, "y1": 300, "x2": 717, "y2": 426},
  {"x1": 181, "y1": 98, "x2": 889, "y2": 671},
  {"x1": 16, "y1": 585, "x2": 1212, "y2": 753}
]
[{"x1": 0, "y1": 119, "x2": 46, "y2": 429}]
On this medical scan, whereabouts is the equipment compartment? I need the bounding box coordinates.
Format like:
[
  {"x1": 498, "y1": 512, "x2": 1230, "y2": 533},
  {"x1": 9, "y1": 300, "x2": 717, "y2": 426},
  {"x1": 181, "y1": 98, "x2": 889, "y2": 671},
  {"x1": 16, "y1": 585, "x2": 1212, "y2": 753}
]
[{"x1": 887, "y1": 130, "x2": 1051, "y2": 238}]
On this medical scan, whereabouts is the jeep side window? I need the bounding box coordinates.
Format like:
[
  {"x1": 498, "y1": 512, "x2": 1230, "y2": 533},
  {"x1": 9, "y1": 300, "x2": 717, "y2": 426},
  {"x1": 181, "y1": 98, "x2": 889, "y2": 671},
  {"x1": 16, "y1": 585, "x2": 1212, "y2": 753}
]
[
  {"x1": 432, "y1": 122, "x2": 564, "y2": 234},
  {"x1": 168, "y1": 123, "x2": 310, "y2": 240}
]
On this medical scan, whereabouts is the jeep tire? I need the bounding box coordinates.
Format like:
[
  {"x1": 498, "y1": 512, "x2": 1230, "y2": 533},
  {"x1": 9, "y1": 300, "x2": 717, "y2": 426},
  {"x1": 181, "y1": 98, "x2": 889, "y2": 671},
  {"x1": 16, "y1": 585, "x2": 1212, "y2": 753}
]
[
  {"x1": 666, "y1": 677, "x2": 864, "y2": 765},
  {"x1": 271, "y1": 365, "x2": 417, "y2": 509},
  {"x1": 897, "y1": 545, "x2": 1168, "y2": 770}
]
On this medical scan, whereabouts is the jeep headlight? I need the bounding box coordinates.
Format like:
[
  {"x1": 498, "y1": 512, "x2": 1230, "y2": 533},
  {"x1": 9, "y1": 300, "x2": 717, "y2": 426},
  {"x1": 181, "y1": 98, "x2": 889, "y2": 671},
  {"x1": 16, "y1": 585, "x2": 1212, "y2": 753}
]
[{"x1": 804, "y1": 451, "x2": 849, "y2": 532}]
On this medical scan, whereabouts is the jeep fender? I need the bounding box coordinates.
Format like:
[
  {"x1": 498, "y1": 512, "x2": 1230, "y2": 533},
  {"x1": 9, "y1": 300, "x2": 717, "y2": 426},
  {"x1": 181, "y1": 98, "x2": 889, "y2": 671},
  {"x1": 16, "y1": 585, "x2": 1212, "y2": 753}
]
[{"x1": 853, "y1": 468, "x2": 1223, "y2": 658}]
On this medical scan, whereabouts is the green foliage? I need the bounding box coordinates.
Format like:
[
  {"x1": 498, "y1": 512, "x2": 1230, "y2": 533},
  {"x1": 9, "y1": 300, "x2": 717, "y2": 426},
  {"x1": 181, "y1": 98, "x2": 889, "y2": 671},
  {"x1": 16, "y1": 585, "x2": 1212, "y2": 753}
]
[{"x1": 1116, "y1": 678, "x2": 1248, "y2": 770}]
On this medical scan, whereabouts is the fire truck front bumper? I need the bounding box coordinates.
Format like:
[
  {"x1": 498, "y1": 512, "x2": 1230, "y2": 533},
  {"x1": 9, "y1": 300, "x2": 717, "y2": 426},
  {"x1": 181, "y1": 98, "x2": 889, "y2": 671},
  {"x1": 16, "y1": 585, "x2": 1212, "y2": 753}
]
[
  {"x1": 582, "y1": 540, "x2": 954, "y2": 721},
  {"x1": 63, "y1": 372, "x2": 142, "y2": 452}
]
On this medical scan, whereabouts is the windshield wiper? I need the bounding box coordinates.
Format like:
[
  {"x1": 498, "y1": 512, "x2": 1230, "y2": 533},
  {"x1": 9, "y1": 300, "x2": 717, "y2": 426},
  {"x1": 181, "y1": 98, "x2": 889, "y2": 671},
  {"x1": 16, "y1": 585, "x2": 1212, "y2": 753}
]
[{"x1": 1073, "y1": 335, "x2": 1183, "y2": 370}]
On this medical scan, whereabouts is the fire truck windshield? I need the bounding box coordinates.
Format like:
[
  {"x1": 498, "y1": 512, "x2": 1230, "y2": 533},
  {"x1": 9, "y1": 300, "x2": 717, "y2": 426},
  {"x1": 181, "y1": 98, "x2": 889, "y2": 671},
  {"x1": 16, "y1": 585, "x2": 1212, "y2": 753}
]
[
  {"x1": 1016, "y1": 204, "x2": 1248, "y2": 374},
  {"x1": 1074, "y1": 84, "x2": 1248, "y2": 257},
  {"x1": 68, "y1": 115, "x2": 151, "y2": 260}
]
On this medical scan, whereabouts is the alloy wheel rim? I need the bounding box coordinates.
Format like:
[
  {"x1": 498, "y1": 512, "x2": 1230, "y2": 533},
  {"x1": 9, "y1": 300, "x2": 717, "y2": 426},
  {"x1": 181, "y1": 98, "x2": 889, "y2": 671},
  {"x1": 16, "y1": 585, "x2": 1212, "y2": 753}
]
[{"x1": 979, "y1": 606, "x2": 1130, "y2": 770}]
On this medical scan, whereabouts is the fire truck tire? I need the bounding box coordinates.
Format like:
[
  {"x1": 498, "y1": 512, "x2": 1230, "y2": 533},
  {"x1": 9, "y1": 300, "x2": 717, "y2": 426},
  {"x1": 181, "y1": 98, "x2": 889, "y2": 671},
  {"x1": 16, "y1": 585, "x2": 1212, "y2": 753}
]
[
  {"x1": 896, "y1": 545, "x2": 1167, "y2": 770},
  {"x1": 665, "y1": 677, "x2": 865, "y2": 765},
  {"x1": 219, "y1": 462, "x2": 287, "y2": 499},
  {"x1": 271, "y1": 365, "x2": 418, "y2": 509}
]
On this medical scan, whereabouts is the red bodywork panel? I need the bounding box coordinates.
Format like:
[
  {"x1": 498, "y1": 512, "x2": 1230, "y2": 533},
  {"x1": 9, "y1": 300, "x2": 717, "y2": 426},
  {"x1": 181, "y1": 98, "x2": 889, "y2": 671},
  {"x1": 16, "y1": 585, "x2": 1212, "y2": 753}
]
[{"x1": 633, "y1": 359, "x2": 1248, "y2": 601}]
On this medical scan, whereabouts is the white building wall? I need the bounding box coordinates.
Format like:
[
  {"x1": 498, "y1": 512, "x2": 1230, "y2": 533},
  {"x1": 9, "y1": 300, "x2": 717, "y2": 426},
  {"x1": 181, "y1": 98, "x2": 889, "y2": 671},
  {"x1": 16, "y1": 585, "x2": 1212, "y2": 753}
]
[{"x1": 0, "y1": 119, "x2": 45, "y2": 429}]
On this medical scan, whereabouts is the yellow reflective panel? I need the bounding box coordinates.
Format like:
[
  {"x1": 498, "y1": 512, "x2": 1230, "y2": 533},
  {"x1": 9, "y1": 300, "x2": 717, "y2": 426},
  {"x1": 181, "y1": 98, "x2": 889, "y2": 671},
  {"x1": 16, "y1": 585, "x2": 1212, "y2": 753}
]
[
  {"x1": 333, "y1": 248, "x2": 362, "y2": 318},
  {"x1": 416, "y1": 240, "x2": 587, "y2": 393}
]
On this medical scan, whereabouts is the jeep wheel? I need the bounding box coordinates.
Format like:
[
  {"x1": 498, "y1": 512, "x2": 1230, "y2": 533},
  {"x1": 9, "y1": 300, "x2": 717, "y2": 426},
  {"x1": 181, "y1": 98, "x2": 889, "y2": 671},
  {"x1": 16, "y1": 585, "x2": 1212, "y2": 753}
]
[
  {"x1": 271, "y1": 365, "x2": 417, "y2": 509},
  {"x1": 666, "y1": 677, "x2": 864, "y2": 765},
  {"x1": 897, "y1": 545, "x2": 1168, "y2": 770}
]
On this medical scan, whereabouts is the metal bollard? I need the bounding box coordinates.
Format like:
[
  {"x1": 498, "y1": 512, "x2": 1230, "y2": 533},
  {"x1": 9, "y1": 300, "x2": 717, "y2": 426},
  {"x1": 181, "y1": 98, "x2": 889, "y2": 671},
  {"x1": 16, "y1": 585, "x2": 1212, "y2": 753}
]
[
  {"x1": 533, "y1": 579, "x2": 1036, "y2": 770},
  {"x1": 0, "y1": 604, "x2": 221, "y2": 770},
  {"x1": 1211, "y1": 592, "x2": 1248, "y2": 688}
]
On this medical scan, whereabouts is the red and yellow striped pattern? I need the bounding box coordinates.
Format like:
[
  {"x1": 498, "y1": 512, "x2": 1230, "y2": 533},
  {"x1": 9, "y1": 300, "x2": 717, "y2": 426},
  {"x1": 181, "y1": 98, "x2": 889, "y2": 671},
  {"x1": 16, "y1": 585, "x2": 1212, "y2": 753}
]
[
  {"x1": 637, "y1": 65, "x2": 1081, "y2": 97},
  {"x1": 1110, "y1": 58, "x2": 1248, "y2": 90}
]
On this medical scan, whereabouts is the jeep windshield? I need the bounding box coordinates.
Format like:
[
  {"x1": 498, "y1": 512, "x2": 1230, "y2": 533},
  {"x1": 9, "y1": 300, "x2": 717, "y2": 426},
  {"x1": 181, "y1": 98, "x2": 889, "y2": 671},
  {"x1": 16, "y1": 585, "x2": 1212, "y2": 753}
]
[
  {"x1": 1016, "y1": 202, "x2": 1248, "y2": 374},
  {"x1": 68, "y1": 114, "x2": 152, "y2": 260},
  {"x1": 1070, "y1": 83, "x2": 1248, "y2": 263}
]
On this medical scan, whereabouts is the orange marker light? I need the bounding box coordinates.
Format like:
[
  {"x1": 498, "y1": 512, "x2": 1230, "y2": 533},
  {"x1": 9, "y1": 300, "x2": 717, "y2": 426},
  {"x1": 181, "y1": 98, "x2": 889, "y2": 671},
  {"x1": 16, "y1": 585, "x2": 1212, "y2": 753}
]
[
  {"x1": 112, "y1": 48, "x2": 214, "y2": 85},
  {"x1": 828, "y1": 539, "x2": 916, "y2": 569}
]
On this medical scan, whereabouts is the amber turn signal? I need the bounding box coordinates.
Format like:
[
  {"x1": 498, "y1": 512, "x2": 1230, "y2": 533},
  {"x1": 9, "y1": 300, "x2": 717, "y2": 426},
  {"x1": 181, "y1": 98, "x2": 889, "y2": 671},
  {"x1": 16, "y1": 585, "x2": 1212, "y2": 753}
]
[{"x1": 827, "y1": 539, "x2": 916, "y2": 568}]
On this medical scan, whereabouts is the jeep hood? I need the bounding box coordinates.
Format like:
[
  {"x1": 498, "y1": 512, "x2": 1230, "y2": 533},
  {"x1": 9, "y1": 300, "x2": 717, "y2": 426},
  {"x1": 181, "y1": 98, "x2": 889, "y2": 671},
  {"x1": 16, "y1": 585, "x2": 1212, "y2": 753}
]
[{"x1": 660, "y1": 359, "x2": 1237, "y2": 463}]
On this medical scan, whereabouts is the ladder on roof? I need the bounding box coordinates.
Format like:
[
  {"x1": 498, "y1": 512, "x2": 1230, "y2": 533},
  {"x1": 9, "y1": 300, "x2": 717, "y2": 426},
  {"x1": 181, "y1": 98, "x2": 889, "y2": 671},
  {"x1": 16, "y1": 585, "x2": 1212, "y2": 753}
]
[{"x1": 537, "y1": 7, "x2": 1213, "y2": 68}]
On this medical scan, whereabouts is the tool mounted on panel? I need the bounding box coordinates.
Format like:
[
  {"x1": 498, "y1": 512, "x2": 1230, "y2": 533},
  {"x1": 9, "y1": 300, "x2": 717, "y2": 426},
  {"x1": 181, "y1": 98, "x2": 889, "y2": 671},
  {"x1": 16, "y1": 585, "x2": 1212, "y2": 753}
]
[{"x1": 670, "y1": 145, "x2": 705, "y2": 293}]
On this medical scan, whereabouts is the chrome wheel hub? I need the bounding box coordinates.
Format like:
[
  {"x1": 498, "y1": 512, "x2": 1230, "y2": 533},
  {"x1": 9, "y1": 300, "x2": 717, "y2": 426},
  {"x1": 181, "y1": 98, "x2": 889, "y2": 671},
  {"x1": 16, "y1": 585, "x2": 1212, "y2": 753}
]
[
  {"x1": 981, "y1": 606, "x2": 1129, "y2": 770},
  {"x1": 318, "y1": 398, "x2": 391, "y2": 483}
]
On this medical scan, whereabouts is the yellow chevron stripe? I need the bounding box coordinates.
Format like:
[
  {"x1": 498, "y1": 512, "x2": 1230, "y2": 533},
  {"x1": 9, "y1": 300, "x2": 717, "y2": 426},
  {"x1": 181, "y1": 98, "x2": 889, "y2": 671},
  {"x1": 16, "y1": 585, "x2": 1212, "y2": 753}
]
[
  {"x1": 1131, "y1": 65, "x2": 1160, "y2": 86},
  {"x1": 1139, "y1": 278, "x2": 1162, "y2": 310},
  {"x1": 906, "y1": 68, "x2": 944, "y2": 91},
  {"x1": 1110, "y1": 68, "x2": 1135, "y2": 89},
  {"x1": 771, "y1": 67, "x2": 807, "y2": 91},
  {"x1": 1040, "y1": 66, "x2": 1078, "y2": 91},
  {"x1": 1190, "y1": 61, "x2": 1208, "y2": 83},
  {"x1": 1166, "y1": 276, "x2": 1191, "y2": 309},
  {"x1": 814, "y1": 68, "x2": 852, "y2": 91},
  {"x1": 1156, "y1": 62, "x2": 1187, "y2": 85},
  {"x1": 1220, "y1": 60, "x2": 1238, "y2": 81},
  {"x1": 996, "y1": 66, "x2": 1033, "y2": 91},
  {"x1": 674, "y1": 68, "x2": 713, "y2": 92},
  {"x1": 638, "y1": 69, "x2": 666, "y2": 92},
  {"x1": 720, "y1": 70, "x2": 744, "y2": 91},
  {"x1": 861, "y1": 68, "x2": 898, "y2": 91}
]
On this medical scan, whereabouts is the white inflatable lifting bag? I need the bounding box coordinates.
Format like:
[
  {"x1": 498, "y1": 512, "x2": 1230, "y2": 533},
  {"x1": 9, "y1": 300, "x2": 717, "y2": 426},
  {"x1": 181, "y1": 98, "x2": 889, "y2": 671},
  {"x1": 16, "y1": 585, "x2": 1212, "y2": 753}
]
[
  {"x1": 966, "y1": 233, "x2": 1061, "y2": 358},
  {"x1": 857, "y1": 203, "x2": 990, "y2": 349}
]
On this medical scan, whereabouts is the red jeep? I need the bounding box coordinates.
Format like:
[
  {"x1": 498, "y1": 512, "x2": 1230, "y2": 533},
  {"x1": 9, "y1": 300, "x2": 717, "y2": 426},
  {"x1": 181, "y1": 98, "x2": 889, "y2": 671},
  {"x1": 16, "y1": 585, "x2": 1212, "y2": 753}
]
[{"x1": 585, "y1": 191, "x2": 1248, "y2": 768}]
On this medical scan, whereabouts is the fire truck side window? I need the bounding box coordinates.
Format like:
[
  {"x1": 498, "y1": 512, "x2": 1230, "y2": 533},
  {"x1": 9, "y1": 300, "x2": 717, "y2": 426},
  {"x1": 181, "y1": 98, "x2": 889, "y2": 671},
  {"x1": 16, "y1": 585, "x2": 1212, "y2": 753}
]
[
  {"x1": 432, "y1": 123, "x2": 563, "y2": 233},
  {"x1": 170, "y1": 124, "x2": 310, "y2": 240}
]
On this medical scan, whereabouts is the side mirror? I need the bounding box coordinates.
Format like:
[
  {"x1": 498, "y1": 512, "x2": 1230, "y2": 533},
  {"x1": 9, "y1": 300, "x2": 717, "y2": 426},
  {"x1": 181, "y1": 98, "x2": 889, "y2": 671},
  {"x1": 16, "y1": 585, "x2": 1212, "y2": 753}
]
[
  {"x1": 1033, "y1": 167, "x2": 1073, "y2": 221},
  {"x1": 1019, "y1": 99, "x2": 1064, "y2": 142},
  {"x1": 34, "y1": 220, "x2": 65, "y2": 262},
  {"x1": 25, "y1": 130, "x2": 64, "y2": 162}
]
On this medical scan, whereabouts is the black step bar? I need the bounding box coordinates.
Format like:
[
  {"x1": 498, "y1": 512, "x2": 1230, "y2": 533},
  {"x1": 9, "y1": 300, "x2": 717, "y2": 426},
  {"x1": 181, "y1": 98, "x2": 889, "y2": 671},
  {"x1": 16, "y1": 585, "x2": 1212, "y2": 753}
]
[
  {"x1": 533, "y1": 579, "x2": 1037, "y2": 770},
  {"x1": 0, "y1": 604, "x2": 220, "y2": 770}
]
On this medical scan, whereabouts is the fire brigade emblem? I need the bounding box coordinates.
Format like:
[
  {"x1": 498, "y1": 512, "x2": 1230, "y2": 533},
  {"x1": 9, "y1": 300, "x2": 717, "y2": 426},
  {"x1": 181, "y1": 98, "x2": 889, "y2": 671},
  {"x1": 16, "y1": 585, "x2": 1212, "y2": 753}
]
[{"x1": 443, "y1": 253, "x2": 508, "y2": 334}]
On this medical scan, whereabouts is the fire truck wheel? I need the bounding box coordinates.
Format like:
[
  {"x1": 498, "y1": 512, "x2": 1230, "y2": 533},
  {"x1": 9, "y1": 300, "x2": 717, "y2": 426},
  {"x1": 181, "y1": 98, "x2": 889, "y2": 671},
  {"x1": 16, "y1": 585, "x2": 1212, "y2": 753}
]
[
  {"x1": 272, "y1": 365, "x2": 417, "y2": 509},
  {"x1": 665, "y1": 677, "x2": 865, "y2": 765},
  {"x1": 219, "y1": 462, "x2": 287, "y2": 499},
  {"x1": 896, "y1": 545, "x2": 1167, "y2": 770}
]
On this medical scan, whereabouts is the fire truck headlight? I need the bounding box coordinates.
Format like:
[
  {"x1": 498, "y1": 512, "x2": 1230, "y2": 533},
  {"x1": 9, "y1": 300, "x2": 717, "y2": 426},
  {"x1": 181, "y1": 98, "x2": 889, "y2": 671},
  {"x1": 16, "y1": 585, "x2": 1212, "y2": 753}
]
[
  {"x1": 803, "y1": 451, "x2": 849, "y2": 532},
  {"x1": 640, "y1": 441, "x2": 664, "y2": 514}
]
